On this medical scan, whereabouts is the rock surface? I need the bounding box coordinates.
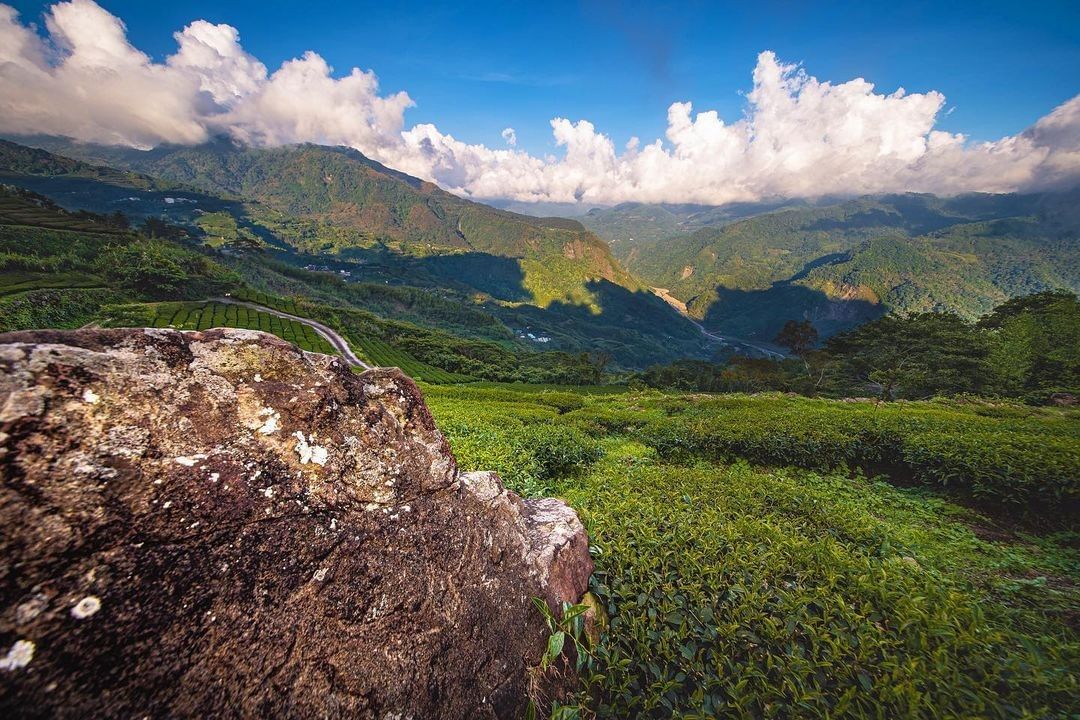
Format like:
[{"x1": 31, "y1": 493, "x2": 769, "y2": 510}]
[{"x1": 0, "y1": 328, "x2": 593, "y2": 719}]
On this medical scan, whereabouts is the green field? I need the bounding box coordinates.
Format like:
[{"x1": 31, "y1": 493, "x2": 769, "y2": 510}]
[
  {"x1": 423, "y1": 384, "x2": 1080, "y2": 718},
  {"x1": 230, "y1": 287, "x2": 473, "y2": 382},
  {"x1": 230, "y1": 287, "x2": 301, "y2": 314},
  {"x1": 350, "y1": 334, "x2": 471, "y2": 383},
  {"x1": 0, "y1": 194, "x2": 125, "y2": 234},
  {"x1": 105, "y1": 299, "x2": 474, "y2": 383},
  {"x1": 134, "y1": 301, "x2": 337, "y2": 355}
]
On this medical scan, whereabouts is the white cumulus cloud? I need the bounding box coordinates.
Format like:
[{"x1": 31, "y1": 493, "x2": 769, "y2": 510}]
[{"x1": 0, "y1": 0, "x2": 1077, "y2": 205}]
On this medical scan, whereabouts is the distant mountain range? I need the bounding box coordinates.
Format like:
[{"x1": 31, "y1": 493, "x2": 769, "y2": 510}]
[
  {"x1": 0, "y1": 137, "x2": 707, "y2": 368},
  {"x1": 4, "y1": 135, "x2": 1077, "y2": 353},
  {"x1": 580, "y1": 192, "x2": 1080, "y2": 340}
]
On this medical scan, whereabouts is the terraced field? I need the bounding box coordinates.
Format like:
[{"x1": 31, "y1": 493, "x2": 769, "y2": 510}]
[
  {"x1": 230, "y1": 288, "x2": 473, "y2": 382},
  {"x1": 230, "y1": 288, "x2": 302, "y2": 314},
  {"x1": 0, "y1": 271, "x2": 105, "y2": 297},
  {"x1": 0, "y1": 194, "x2": 125, "y2": 234},
  {"x1": 349, "y1": 335, "x2": 472, "y2": 383},
  {"x1": 135, "y1": 300, "x2": 472, "y2": 383},
  {"x1": 145, "y1": 301, "x2": 337, "y2": 355}
]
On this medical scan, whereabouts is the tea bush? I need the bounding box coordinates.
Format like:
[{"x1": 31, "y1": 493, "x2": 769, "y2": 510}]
[
  {"x1": 563, "y1": 449, "x2": 1078, "y2": 718},
  {"x1": 424, "y1": 384, "x2": 1079, "y2": 718},
  {"x1": 621, "y1": 395, "x2": 1079, "y2": 509}
]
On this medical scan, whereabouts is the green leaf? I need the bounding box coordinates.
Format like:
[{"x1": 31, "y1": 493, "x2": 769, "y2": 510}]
[{"x1": 548, "y1": 631, "x2": 567, "y2": 663}]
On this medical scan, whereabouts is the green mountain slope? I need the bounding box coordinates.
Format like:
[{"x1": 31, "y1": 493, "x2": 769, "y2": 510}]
[
  {"x1": 580, "y1": 199, "x2": 811, "y2": 260},
  {"x1": 18, "y1": 138, "x2": 640, "y2": 303},
  {"x1": 0, "y1": 138, "x2": 707, "y2": 368},
  {"x1": 0, "y1": 139, "x2": 176, "y2": 191},
  {"x1": 608, "y1": 192, "x2": 1080, "y2": 340}
]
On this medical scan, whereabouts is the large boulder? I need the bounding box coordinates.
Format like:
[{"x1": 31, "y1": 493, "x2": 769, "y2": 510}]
[{"x1": 0, "y1": 328, "x2": 593, "y2": 718}]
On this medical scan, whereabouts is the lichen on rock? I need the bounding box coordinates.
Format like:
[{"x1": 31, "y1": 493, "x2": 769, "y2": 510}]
[{"x1": 0, "y1": 328, "x2": 593, "y2": 719}]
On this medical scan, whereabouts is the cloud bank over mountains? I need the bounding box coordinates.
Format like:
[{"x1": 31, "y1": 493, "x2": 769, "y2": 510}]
[{"x1": 1, "y1": 0, "x2": 1077, "y2": 205}]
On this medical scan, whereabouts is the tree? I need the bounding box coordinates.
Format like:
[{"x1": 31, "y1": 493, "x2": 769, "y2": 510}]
[
  {"x1": 977, "y1": 290, "x2": 1078, "y2": 330},
  {"x1": 97, "y1": 242, "x2": 189, "y2": 297},
  {"x1": 107, "y1": 210, "x2": 129, "y2": 230},
  {"x1": 775, "y1": 319, "x2": 818, "y2": 356},
  {"x1": 578, "y1": 351, "x2": 612, "y2": 384},
  {"x1": 229, "y1": 233, "x2": 264, "y2": 252},
  {"x1": 980, "y1": 290, "x2": 1080, "y2": 396},
  {"x1": 141, "y1": 217, "x2": 187, "y2": 242},
  {"x1": 825, "y1": 313, "x2": 991, "y2": 400},
  {"x1": 775, "y1": 319, "x2": 824, "y2": 391}
]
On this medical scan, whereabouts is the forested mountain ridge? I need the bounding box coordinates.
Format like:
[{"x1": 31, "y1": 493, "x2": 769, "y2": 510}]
[
  {"x1": 0, "y1": 138, "x2": 707, "y2": 368},
  {"x1": 580, "y1": 198, "x2": 812, "y2": 253},
  {"x1": 12, "y1": 137, "x2": 635, "y2": 286},
  {"x1": 9, "y1": 137, "x2": 654, "y2": 313},
  {"x1": 0, "y1": 139, "x2": 178, "y2": 192},
  {"x1": 595, "y1": 191, "x2": 1080, "y2": 340}
]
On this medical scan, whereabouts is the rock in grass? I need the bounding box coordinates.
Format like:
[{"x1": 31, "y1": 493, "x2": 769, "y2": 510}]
[{"x1": 0, "y1": 328, "x2": 592, "y2": 719}]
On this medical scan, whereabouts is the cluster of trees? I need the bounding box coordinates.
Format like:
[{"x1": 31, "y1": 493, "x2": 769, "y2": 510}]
[
  {"x1": 383, "y1": 325, "x2": 615, "y2": 385},
  {"x1": 95, "y1": 240, "x2": 238, "y2": 299},
  {"x1": 642, "y1": 290, "x2": 1079, "y2": 402},
  {"x1": 0, "y1": 193, "x2": 239, "y2": 303}
]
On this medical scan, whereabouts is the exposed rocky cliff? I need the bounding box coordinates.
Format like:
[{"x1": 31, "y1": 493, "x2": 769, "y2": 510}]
[{"x1": 0, "y1": 328, "x2": 592, "y2": 718}]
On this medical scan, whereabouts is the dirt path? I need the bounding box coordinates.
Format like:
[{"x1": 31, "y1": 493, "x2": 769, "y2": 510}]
[{"x1": 213, "y1": 297, "x2": 372, "y2": 370}]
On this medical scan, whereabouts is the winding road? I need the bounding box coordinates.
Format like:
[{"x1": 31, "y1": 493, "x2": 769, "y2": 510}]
[
  {"x1": 214, "y1": 290, "x2": 782, "y2": 375},
  {"x1": 213, "y1": 297, "x2": 372, "y2": 370},
  {"x1": 651, "y1": 287, "x2": 787, "y2": 360}
]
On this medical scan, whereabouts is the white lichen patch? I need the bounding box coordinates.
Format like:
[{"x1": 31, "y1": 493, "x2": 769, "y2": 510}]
[
  {"x1": 82, "y1": 388, "x2": 100, "y2": 404},
  {"x1": 293, "y1": 432, "x2": 328, "y2": 466},
  {"x1": 312, "y1": 567, "x2": 329, "y2": 582},
  {"x1": 259, "y1": 415, "x2": 280, "y2": 434},
  {"x1": 263, "y1": 486, "x2": 275, "y2": 498},
  {"x1": 0, "y1": 640, "x2": 35, "y2": 671},
  {"x1": 256, "y1": 407, "x2": 280, "y2": 435},
  {"x1": 71, "y1": 596, "x2": 101, "y2": 619},
  {"x1": 253, "y1": 373, "x2": 263, "y2": 382},
  {"x1": 174, "y1": 454, "x2": 207, "y2": 467}
]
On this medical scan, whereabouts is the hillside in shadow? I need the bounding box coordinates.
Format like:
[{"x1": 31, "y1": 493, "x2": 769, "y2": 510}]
[{"x1": 702, "y1": 276, "x2": 884, "y2": 341}]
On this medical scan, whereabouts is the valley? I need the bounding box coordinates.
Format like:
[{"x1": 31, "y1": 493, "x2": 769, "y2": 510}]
[
  {"x1": 586, "y1": 194, "x2": 1080, "y2": 341},
  {"x1": 0, "y1": 135, "x2": 1077, "y2": 719},
  {"x1": 0, "y1": 3, "x2": 1077, "y2": 718},
  {"x1": 0, "y1": 138, "x2": 711, "y2": 371}
]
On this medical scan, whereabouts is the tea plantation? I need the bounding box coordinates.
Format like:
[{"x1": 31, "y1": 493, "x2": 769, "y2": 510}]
[
  {"x1": 424, "y1": 383, "x2": 1080, "y2": 718},
  {"x1": 102, "y1": 297, "x2": 473, "y2": 383},
  {"x1": 137, "y1": 300, "x2": 337, "y2": 354}
]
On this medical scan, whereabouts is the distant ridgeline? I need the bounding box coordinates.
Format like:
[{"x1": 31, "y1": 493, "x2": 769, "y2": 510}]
[
  {"x1": 2, "y1": 135, "x2": 1078, "y2": 378},
  {"x1": 583, "y1": 192, "x2": 1080, "y2": 340},
  {"x1": 0, "y1": 138, "x2": 707, "y2": 371}
]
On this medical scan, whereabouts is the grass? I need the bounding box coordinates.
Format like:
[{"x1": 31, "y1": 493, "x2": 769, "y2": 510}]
[{"x1": 422, "y1": 383, "x2": 1079, "y2": 718}]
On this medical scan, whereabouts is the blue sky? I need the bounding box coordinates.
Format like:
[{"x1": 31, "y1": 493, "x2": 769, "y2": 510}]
[{"x1": 8, "y1": 0, "x2": 1080, "y2": 157}]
